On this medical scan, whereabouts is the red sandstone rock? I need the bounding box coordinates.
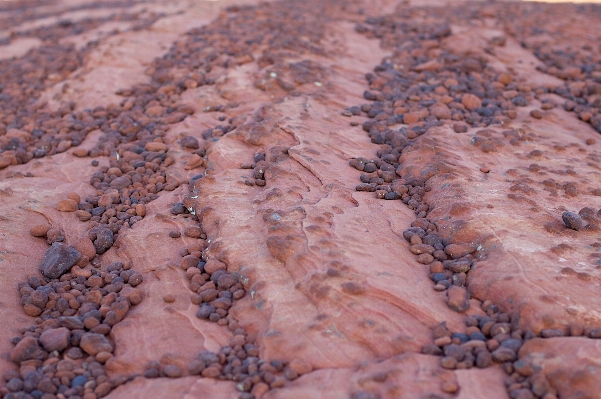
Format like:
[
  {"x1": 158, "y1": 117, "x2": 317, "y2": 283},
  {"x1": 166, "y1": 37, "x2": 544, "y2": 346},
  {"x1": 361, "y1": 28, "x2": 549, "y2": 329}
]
[{"x1": 1, "y1": 1, "x2": 601, "y2": 398}]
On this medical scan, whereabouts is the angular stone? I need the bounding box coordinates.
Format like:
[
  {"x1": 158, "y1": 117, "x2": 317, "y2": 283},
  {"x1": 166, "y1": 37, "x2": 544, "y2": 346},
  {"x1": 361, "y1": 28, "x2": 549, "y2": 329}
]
[
  {"x1": 38, "y1": 243, "x2": 81, "y2": 279},
  {"x1": 447, "y1": 285, "x2": 470, "y2": 312},
  {"x1": 109, "y1": 176, "x2": 132, "y2": 190},
  {"x1": 94, "y1": 227, "x2": 114, "y2": 255},
  {"x1": 10, "y1": 337, "x2": 46, "y2": 363},
  {"x1": 492, "y1": 346, "x2": 517, "y2": 362},
  {"x1": 79, "y1": 333, "x2": 113, "y2": 355},
  {"x1": 39, "y1": 327, "x2": 70, "y2": 352}
]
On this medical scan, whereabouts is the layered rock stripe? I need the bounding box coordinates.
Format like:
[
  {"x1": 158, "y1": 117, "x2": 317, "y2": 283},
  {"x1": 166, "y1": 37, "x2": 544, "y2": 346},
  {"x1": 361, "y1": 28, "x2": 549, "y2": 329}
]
[{"x1": 1, "y1": 1, "x2": 601, "y2": 399}]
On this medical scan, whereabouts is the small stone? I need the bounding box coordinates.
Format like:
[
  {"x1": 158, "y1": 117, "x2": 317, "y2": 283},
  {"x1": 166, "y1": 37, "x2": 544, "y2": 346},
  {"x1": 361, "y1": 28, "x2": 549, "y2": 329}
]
[
  {"x1": 93, "y1": 227, "x2": 114, "y2": 255},
  {"x1": 540, "y1": 329, "x2": 564, "y2": 338},
  {"x1": 476, "y1": 350, "x2": 492, "y2": 368},
  {"x1": 513, "y1": 359, "x2": 534, "y2": 376},
  {"x1": 38, "y1": 243, "x2": 81, "y2": 279},
  {"x1": 201, "y1": 365, "x2": 221, "y2": 378},
  {"x1": 145, "y1": 142, "x2": 168, "y2": 152},
  {"x1": 71, "y1": 237, "x2": 96, "y2": 260},
  {"x1": 356, "y1": 183, "x2": 376, "y2": 192},
  {"x1": 169, "y1": 230, "x2": 181, "y2": 238},
  {"x1": 185, "y1": 154, "x2": 204, "y2": 170},
  {"x1": 440, "y1": 356, "x2": 457, "y2": 369},
  {"x1": 430, "y1": 103, "x2": 451, "y2": 119},
  {"x1": 441, "y1": 381, "x2": 459, "y2": 394},
  {"x1": 590, "y1": 328, "x2": 601, "y2": 338},
  {"x1": 95, "y1": 381, "x2": 113, "y2": 397},
  {"x1": 6, "y1": 377, "x2": 23, "y2": 392},
  {"x1": 30, "y1": 224, "x2": 50, "y2": 237},
  {"x1": 447, "y1": 285, "x2": 470, "y2": 312},
  {"x1": 10, "y1": 337, "x2": 45, "y2": 363},
  {"x1": 71, "y1": 375, "x2": 87, "y2": 387},
  {"x1": 72, "y1": 148, "x2": 89, "y2": 157},
  {"x1": 462, "y1": 93, "x2": 482, "y2": 110},
  {"x1": 57, "y1": 199, "x2": 78, "y2": 212},
  {"x1": 180, "y1": 136, "x2": 200, "y2": 149},
  {"x1": 163, "y1": 364, "x2": 182, "y2": 378},
  {"x1": 562, "y1": 211, "x2": 583, "y2": 231},
  {"x1": 204, "y1": 259, "x2": 226, "y2": 274},
  {"x1": 188, "y1": 359, "x2": 206, "y2": 375},
  {"x1": 65, "y1": 347, "x2": 83, "y2": 359},
  {"x1": 184, "y1": 226, "x2": 203, "y2": 238},
  {"x1": 453, "y1": 123, "x2": 468, "y2": 133},
  {"x1": 416, "y1": 253, "x2": 434, "y2": 264},
  {"x1": 403, "y1": 112, "x2": 420, "y2": 124},
  {"x1": 491, "y1": 347, "x2": 517, "y2": 362},
  {"x1": 410, "y1": 244, "x2": 435, "y2": 255},
  {"x1": 530, "y1": 109, "x2": 543, "y2": 119},
  {"x1": 39, "y1": 327, "x2": 70, "y2": 352},
  {"x1": 444, "y1": 243, "x2": 476, "y2": 259},
  {"x1": 75, "y1": 210, "x2": 92, "y2": 221},
  {"x1": 109, "y1": 176, "x2": 132, "y2": 190},
  {"x1": 136, "y1": 204, "x2": 146, "y2": 217},
  {"x1": 163, "y1": 294, "x2": 175, "y2": 303},
  {"x1": 128, "y1": 273, "x2": 143, "y2": 287},
  {"x1": 23, "y1": 303, "x2": 43, "y2": 317},
  {"x1": 79, "y1": 333, "x2": 113, "y2": 355}
]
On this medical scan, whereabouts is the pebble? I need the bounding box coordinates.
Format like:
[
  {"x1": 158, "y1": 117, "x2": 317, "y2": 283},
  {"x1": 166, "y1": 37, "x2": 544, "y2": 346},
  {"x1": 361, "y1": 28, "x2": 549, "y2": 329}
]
[
  {"x1": 79, "y1": 333, "x2": 114, "y2": 355},
  {"x1": 39, "y1": 327, "x2": 70, "y2": 352},
  {"x1": 184, "y1": 226, "x2": 203, "y2": 238},
  {"x1": 30, "y1": 224, "x2": 50, "y2": 237},
  {"x1": 561, "y1": 211, "x2": 582, "y2": 230},
  {"x1": 185, "y1": 154, "x2": 204, "y2": 170},
  {"x1": 9, "y1": 337, "x2": 45, "y2": 363},
  {"x1": 444, "y1": 243, "x2": 476, "y2": 259},
  {"x1": 163, "y1": 364, "x2": 182, "y2": 378},
  {"x1": 530, "y1": 109, "x2": 543, "y2": 119},
  {"x1": 453, "y1": 123, "x2": 468, "y2": 133},
  {"x1": 92, "y1": 227, "x2": 114, "y2": 255},
  {"x1": 491, "y1": 347, "x2": 517, "y2": 362},
  {"x1": 513, "y1": 359, "x2": 534, "y2": 377},
  {"x1": 145, "y1": 142, "x2": 168, "y2": 152},
  {"x1": 38, "y1": 243, "x2": 81, "y2": 279},
  {"x1": 440, "y1": 356, "x2": 457, "y2": 369},
  {"x1": 180, "y1": 136, "x2": 200, "y2": 149},
  {"x1": 462, "y1": 93, "x2": 482, "y2": 110},
  {"x1": 475, "y1": 350, "x2": 492, "y2": 368},
  {"x1": 447, "y1": 285, "x2": 470, "y2": 312},
  {"x1": 540, "y1": 329, "x2": 564, "y2": 338},
  {"x1": 57, "y1": 199, "x2": 78, "y2": 212}
]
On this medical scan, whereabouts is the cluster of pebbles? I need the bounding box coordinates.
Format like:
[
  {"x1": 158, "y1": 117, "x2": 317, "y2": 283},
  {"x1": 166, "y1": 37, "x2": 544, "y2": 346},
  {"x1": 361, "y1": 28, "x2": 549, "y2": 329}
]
[
  {"x1": 0, "y1": 9, "x2": 169, "y2": 171},
  {"x1": 347, "y1": 4, "x2": 601, "y2": 399},
  {"x1": 2, "y1": 261, "x2": 142, "y2": 399},
  {"x1": 351, "y1": 15, "x2": 533, "y2": 145},
  {"x1": 497, "y1": 3, "x2": 601, "y2": 135},
  {"x1": 136, "y1": 238, "x2": 304, "y2": 398}
]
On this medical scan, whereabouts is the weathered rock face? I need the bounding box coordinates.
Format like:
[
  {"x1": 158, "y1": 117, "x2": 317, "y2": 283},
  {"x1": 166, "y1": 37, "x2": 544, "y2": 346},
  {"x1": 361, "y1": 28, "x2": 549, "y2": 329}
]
[{"x1": 2, "y1": 0, "x2": 601, "y2": 398}]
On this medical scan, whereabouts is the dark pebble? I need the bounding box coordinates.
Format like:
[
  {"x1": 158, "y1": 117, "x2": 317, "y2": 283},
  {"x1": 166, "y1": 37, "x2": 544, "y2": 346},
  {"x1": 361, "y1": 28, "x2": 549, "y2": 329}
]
[
  {"x1": 562, "y1": 211, "x2": 583, "y2": 230},
  {"x1": 38, "y1": 243, "x2": 81, "y2": 279},
  {"x1": 171, "y1": 203, "x2": 188, "y2": 215}
]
